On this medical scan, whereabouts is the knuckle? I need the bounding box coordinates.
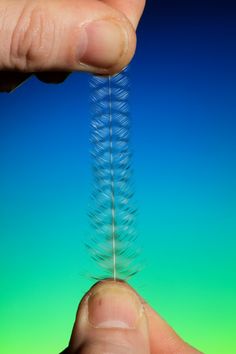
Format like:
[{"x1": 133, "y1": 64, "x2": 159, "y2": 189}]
[{"x1": 10, "y1": 3, "x2": 54, "y2": 71}]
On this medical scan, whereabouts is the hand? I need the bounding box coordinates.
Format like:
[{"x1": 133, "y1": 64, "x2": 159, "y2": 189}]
[
  {"x1": 0, "y1": 0, "x2": 145, "y2": 92},
  {"x1": 62, "y1": 280, "x2": 202, "y2": 354}
]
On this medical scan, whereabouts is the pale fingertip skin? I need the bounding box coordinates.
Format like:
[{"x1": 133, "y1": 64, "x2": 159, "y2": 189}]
[
  {"x1": 78, "y1": 17, "x2": 136, "y2": 75},
  {"x1": 101, "y1": 0, "x2": 146, "y2": 29},
  {"x1": 0, "y1": 0, "x2": 137, "y2": 75},
  {"x1": 0, "y1": 0, "x2": 142, "y2": 92},
  {"x1": 64, "y1": 281, "x2": 203, "y2": 354},
  {"x1": 144, "y1": 303, "x2": 203, "y2": 354},
  {"x1": 68, "y1": 281, "x2": 150, "y2": 354}
]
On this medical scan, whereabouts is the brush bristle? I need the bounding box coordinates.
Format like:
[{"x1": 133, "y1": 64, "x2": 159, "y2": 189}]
[{"x1": 88, "y1": 68, "x2": 139, "y2": 280}]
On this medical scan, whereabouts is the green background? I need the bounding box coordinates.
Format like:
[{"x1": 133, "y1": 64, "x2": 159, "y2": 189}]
[{"x1": 1, "y1": 1, "x2": 236, "y2": 353}]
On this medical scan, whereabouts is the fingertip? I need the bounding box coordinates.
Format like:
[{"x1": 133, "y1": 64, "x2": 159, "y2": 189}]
[
  {"x1": 101, "y1": 0, "x2": 146, "y2": 29},
  {"x1": 0, "y1": 0, "x2": 137, "y2": 76},
  {"x1": 68, "y1": 281, "x2": 150, "y2": 354},
  {"x1": 144, "y1": 303, "x2": 202, "y2": 353},
  {"x1": 78, "y1": 17, "x2": 136, "y2": 75}
]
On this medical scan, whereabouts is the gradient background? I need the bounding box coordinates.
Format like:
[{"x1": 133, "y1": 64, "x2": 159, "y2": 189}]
[{"x1": 1, "y1": 0, "x2": 236, "y2": 353}]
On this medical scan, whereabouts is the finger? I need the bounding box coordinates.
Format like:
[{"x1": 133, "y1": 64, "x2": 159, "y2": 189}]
[
  {"x1": 101, "y1": 0, "x2": 146, "y2": 29},
  {"x1": 0, "y1": 0, "x2": 136, "y2": 75},
  {"x1": 144, "y1": 303, "x2": 202, "y2": 353},
  {"x1": 68, "y1": 280, "x2": 150, "y2": 354}
]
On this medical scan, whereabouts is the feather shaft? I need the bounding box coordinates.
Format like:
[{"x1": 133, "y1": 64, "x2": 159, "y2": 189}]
[
  {"x1": 108, "y1": 76, "x2": 117, "y2": 280},
  {"x1": 89, "y1": 68, "x2": 139, "y2": 280}
]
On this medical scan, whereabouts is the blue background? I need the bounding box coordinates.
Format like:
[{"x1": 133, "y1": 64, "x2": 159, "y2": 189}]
[{"x1": 1, "y1": 1, "x2": 236, "y2": 353}]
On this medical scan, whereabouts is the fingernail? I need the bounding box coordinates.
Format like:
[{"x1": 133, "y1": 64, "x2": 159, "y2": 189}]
[
  {"x1": 80, "y1": 20, "x2": 128, "y2": 70},
  {"x1": 88, "y1": 284, "x2": 142, "y2": 329}
]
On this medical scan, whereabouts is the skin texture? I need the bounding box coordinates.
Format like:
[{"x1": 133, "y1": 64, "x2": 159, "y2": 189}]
[
  {"x1": 0, "y1": 0, "x2": 145, "y2": 91},
  {"x1": 61, "y1": 280, "x2": 203, "y2": 354}
]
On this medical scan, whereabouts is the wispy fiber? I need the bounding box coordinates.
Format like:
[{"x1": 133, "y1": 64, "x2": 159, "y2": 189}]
[{"x1": 88, "y1": 68, "x2": 139, "y2": 280}]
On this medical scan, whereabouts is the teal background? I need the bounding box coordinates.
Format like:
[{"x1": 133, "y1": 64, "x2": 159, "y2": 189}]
[{"x1": 1, "y1": 1, "x2": 236, "y2": 353}]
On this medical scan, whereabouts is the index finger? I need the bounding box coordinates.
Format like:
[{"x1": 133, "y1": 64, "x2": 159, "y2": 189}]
[
  {"x1": 101, "y1": 0, "x2": 146, "y2": 29},
  {"x1": 144, "y1": 303, "x2": 202, "y2": 354}
]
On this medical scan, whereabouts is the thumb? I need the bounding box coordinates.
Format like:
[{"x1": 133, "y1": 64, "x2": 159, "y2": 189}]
[
  {"x1": 0, "y1": 0, "x2": 136, "y2": 75},
  {"x1": 68, "y1": 281, "x2": 150, "y2": 354}
]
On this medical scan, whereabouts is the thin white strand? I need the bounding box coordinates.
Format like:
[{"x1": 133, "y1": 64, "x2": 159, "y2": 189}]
[{"x1": 89, "y1": 68, "x2": 139, "y2": 280}]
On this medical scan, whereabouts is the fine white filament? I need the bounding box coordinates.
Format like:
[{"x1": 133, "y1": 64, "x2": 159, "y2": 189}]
[
  {"x1": 108, "y1": 76, "x2": 117, "y2": 280},
  {"x1": 89, "y1": 68, "x2": 139, "y2": 280}
]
